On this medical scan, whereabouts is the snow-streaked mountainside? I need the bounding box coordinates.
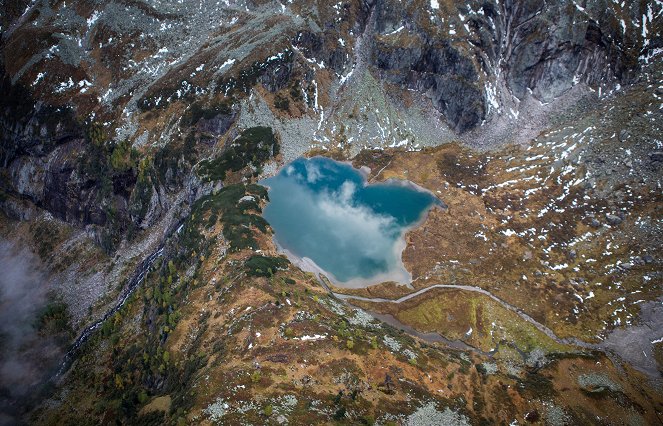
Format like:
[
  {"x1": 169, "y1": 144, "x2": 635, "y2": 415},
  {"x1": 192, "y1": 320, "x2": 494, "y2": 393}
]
[
  {"x1": 1, "y1": 1, "x2": 662, "y2": 425},
  {"x1": 4, "y1": 0, "x2": 661, "y2": 142}
]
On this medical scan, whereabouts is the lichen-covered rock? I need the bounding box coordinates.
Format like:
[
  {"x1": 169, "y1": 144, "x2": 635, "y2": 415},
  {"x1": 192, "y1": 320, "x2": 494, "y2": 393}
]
[
  {"x1": 577, "y1": 373, "x2": 622, "y2": 393},
  {"x1": 405, "y1": 403, "x2": 470, "y2": 426}
]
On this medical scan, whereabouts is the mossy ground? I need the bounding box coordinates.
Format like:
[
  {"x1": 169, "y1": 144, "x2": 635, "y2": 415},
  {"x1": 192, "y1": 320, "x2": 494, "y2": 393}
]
[
  {"x1": 352, "y1": 288, "x2": 572, "y2": 355},
  {"x1": 197, "y1": 126, "x2": 280, "y2": 182}
]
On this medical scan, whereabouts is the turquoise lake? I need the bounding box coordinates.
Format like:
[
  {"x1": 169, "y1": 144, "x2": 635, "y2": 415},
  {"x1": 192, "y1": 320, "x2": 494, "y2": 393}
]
[{"x1": 260, "y1": 157, "x2": 440, "y2": 287}]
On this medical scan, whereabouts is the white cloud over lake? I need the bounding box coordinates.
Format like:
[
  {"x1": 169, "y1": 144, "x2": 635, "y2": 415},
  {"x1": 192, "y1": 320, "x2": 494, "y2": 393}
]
[
  {"x1": 263, "y1": 172, "x2": 404, "y2": 284},
  {"x1": 262, "y1": 157, "x2": 435, "y2": 287},
  {"x1": 305, "y1": 161, "x2": 322, "y2": 183},
  {"x1": 317, "y1": 182, "x2": 396, "y2": 258}
]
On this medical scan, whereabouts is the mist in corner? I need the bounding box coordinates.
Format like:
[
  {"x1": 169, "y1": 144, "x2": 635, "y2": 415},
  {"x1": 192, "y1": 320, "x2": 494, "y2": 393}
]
[{"x1": 0, "y1": 240, "x2": 66, "y2": 425}]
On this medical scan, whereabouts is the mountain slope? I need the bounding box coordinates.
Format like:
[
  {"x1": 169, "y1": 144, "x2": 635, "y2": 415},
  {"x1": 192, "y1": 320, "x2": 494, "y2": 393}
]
[{"x1": 0, "y1": 0, "x2": 662, "y2": 425}]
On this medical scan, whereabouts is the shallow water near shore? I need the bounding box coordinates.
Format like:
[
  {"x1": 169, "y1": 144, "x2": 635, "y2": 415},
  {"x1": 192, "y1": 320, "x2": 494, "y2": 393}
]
[{"x1": 260, "y1": 157, "x2": 440, "y2": 287}]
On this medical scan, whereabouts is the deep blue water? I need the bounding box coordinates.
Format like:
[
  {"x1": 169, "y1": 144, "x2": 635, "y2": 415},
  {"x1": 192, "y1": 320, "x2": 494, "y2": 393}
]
[{"x1": 260, "y1": 157, "x2": 439, "y2": 286}]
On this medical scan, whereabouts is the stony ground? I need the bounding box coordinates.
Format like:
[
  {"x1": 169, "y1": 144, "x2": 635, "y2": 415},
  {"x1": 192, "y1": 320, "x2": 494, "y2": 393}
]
[{"x1": 21, "y1": 195, "x2": 663, "y2": 425}]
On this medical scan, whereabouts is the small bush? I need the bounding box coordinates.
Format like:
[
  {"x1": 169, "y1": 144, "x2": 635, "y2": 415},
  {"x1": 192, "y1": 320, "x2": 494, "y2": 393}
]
[
  {"x1": 245, "y1": 255, "x2": 289, "y2": 277},
  {"x1": 110, "y1": 139, "x2": 138, "y2": 172},
  {"x1": 274, "y1": 94, "x2": 290, "y2": 111},
  {"x1": 361, "y1": 415, "x2": 375, "y2": 425},
  {"x1": 333, "y1": 406, "x2": 347, "y2": 420}
]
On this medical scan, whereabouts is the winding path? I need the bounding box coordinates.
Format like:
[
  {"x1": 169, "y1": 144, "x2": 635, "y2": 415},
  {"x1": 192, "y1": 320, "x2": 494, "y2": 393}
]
[
  {"x1": 336, "y1": 283, "x2": 663, "y2": 390},
  {"x1": 332, "y1": 284, "x2": 598, "y2": 350}
]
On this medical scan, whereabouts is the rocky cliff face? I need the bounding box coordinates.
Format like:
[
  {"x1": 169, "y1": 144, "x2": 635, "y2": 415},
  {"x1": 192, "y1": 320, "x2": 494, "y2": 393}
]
[
  {"x1": 1, "y1": 97, "x2": 162, "y2": 254},
  {"x1": 369, "y1": 0, "x2": 658, "y2": 132},
  {"x1": 0, "y1": 0, "x2": 660, "y2": 281},
  {"x1": 1, "y1": 72, "x2": 87, "y2": 220}
]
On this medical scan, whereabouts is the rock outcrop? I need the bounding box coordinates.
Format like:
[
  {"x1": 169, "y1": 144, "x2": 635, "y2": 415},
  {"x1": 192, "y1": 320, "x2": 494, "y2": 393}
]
[
  {"x1": 0, "y1": 0, "x2": 661, "y2": 247},
  {"x1": 366, "y1": 0, "x2": 658, "y2": 132}
]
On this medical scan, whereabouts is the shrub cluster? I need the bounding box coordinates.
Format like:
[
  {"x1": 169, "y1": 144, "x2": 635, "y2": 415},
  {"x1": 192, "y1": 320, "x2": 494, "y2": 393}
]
[{"x1": 198, "y1": 126, "x2": 279, "y2": 181}]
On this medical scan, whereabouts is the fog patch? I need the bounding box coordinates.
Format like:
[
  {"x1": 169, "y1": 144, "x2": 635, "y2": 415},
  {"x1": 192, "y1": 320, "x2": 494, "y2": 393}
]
[{"x1": 0, "y1": 240, "x2": 64, "y2": 424}]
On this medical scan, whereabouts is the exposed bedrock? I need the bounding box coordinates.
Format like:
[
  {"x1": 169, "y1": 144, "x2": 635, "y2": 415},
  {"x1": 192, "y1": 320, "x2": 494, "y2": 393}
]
[{"x1": 368, "y1": 0, "x2": 654, "y2": 131}]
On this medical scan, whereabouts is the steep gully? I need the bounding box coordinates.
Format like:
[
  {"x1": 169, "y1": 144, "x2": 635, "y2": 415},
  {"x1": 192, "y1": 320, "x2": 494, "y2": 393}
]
[{"x1": 55, "y1": 246, "x2": 165, "y2": 377}]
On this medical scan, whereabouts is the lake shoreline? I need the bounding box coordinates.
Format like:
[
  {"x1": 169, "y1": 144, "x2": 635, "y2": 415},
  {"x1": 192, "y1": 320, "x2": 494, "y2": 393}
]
[{"x1": 263, "y1": 156, "x2": 442, "y2": 289}]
